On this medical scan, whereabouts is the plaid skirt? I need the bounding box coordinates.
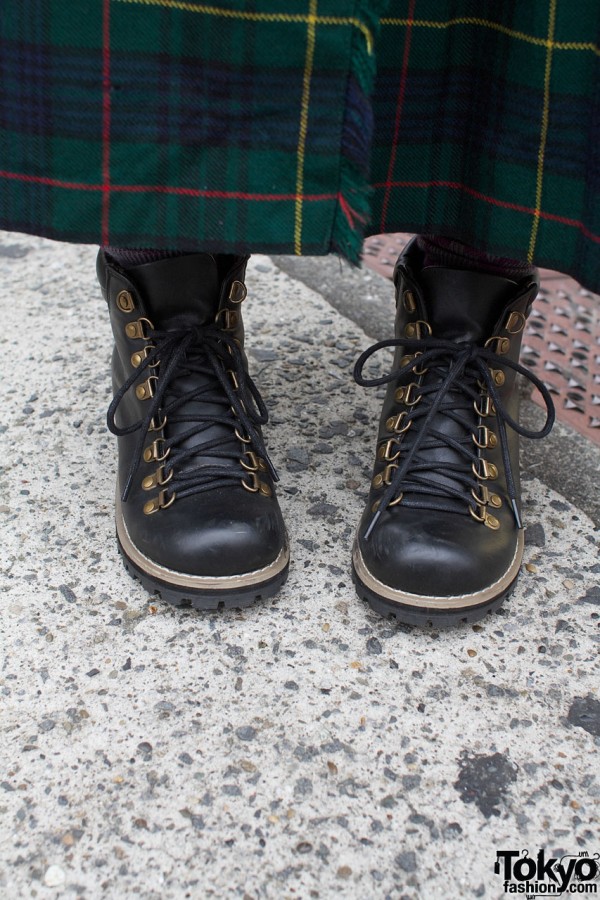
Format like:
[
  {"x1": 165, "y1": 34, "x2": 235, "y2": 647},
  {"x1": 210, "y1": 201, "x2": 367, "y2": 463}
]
[{"x1": 1, "y1": 1, "x2": 599, "y2": 290}]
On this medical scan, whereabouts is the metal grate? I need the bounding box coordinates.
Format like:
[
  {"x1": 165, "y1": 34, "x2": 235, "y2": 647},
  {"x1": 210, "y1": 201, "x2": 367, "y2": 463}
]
[{"x1": 362, "y1": 233, "x2": 600, "y2": 446}]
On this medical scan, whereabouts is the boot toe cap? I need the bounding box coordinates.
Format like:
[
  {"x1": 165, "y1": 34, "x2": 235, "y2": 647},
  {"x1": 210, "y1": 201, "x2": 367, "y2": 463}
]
[
  {"x1": 119, "y1": 486, "x2": 288, "y2": 580},
  {"x1": 356, "y1": 507, "x2": 522, "y2": 602}
]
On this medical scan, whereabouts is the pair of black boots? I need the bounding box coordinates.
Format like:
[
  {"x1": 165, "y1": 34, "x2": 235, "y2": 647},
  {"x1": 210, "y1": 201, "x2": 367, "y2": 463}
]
[{"x1": 97, "y1": 240, "x2": 553, "y2": 626}]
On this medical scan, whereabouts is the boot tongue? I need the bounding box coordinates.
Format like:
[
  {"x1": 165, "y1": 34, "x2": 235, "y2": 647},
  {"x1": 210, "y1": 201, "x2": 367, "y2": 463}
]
[
  {"x1": 129, "y1": 253, "x2": 220, "y2": 328},
  {"x1": 419, "y1": 266, "x2": 518, "y2": 343}
]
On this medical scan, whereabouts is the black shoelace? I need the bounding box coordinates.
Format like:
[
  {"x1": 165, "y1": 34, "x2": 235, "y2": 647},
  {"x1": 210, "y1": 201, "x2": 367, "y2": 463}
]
[
  {"x1": 354, "y1": 336, "x2": 555, "y2": 539},
  {"x1": 107, "y1": 324, "x2": 277, "y2": 502}
]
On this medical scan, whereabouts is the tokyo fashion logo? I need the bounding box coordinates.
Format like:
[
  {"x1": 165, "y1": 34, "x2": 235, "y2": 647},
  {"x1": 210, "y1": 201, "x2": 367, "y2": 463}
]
[{"x1": 495, "y1": 849, "x2": 599, "y2": 896}]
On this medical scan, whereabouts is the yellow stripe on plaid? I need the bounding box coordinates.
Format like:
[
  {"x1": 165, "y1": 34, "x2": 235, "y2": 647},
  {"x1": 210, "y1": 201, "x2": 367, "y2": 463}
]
[
  {"x1": 380, "y1": 16, "x2": 600, "y2": 57},
  {"x1": 295, "y1": 0, "x2": 318, "y2": 256},
  {"x1": 114, "y1": 0, "x2": 375, "y2": 53},
  {"x1": 528, "y1": 0, "x2": 558, "y2": 262}
]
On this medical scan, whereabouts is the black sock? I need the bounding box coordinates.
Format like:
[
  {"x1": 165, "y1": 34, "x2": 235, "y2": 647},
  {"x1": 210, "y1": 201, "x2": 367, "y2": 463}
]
[
  {"x1": 417, "y1": 235, "x2": 535, "y2": 281},
  {"x1": 103, "y1": 247, "x2": 192, "y2": 268}
]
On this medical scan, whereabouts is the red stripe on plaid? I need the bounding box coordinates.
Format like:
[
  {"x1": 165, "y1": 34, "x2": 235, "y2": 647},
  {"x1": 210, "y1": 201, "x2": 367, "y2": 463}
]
[
  {"x1": 101, "y1": 0, "x2": 111, "y2": 244},
  {"x1": 379, "y1": 0, "x2": 416, "y2": 233},
  {"x1": 373, "y1": 179, "x2": 600, "y2": 244},
  {"x1": 0, "y1": 169, "x2": 338, "y2": 202}
]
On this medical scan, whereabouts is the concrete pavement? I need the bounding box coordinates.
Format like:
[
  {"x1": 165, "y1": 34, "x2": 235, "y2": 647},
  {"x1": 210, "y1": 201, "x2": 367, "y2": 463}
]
[{"x1": 1, "y1": 233, "x2": 599, "y2": 899}]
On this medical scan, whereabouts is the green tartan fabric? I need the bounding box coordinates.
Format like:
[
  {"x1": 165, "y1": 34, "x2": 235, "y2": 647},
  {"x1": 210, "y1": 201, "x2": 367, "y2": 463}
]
[{"x1": 0, "y1": 1, "x2": 599, "y2": 290}]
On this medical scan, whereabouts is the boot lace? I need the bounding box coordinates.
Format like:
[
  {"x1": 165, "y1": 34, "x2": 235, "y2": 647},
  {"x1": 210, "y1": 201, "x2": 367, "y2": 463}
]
[
  {"x1": 107, "y1": 324, "x2": 277, "y2": 503},
  {"x1": 354, "y1": 336, "x2": 555, "y2": 539}
]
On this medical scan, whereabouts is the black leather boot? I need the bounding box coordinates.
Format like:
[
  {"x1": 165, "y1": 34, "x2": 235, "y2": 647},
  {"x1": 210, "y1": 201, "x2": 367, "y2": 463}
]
[
  {"x1": 352, "y1": 238, "x2": 554, "y2": 626},
  {"x1": 98, "y1": 251, "x2": 289, "y2": 608}
]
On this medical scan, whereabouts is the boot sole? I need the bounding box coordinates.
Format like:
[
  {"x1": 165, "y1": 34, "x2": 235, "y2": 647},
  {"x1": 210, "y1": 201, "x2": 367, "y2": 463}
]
[
  {"x1": 116, "y1": 499, "x2": 289, "y2": 610},
  {"x1": 352, "y1": 532, "x2": 524, "y2": 627}
]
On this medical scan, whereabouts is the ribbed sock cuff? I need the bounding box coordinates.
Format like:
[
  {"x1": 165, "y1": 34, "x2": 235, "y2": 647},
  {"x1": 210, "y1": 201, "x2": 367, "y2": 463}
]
[
  {"x1": 103, "y1": 247, "x2": 192, "y2": 268},
  {"x1": 417, "y1": 235, "x2": 535, "y2": 281}
]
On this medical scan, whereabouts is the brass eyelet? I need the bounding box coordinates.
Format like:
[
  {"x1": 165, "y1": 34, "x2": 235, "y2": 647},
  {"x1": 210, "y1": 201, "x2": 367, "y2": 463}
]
[
  {"x1": 228, "y1": 369, "x2": 239, "y2": 389},
  {"x1": 472, "y1": 485, "x2": 490, "y2": 506},
  {"x1": 399, "y1": 352, "x2": 428, "y2": 376},
  {"x1": 142, "y1": 465, "x2": 173, "y2": 491},
  {"x1": 471, "y1": 485, "x2": 502, "y2": 508},
  {"x1": 143, "y1": 439, "x2": 170, "y2": 463},
  {"x1": 241, "y1": 472, "x2": 271, "y2": 496},
  {"x1": 148, "y1": 414, "x2": 167, "y2": 432},
  {"x1": 412, "y1": 351, "x2": 428, "y2": 375},
  {"x1": 404, "y1": 320, "x2": 432, "y2": 340},
  {"x1": 490, "y1": 368, "x2": 505, "y2": 387},
  {"x1": 135, "y1": 375, "x2": 158, "y2": 401},
  {"x1": 131, "y1": 344, "x2": 158, "y2": 369},
  {"x1": 143, "y1": 489, "x2": 176, "y2": 515},
  {"x1": 469, "y1": 504, "x2": 500, "y2": 528},
  {"x1": 403, "y1": 290, "x2": 416, "y2": 313},
  {"x1": 388, "y1": 491, "x2": 404, "y2": 507},
  {"x1": 235, "y1": 428, "x2": 252, "y2": 444},
  {"x1": 469, "y1": 504, "x2": 486, "y2": 523},
  {"x1": 215, "y1": 308, "x2": 239, "y2": 331},
  {"x1": 241, "y1": 451, "x2": 259, "y2": 472},
  {"x1": 386, "y1": 412, "x2": 412, "y2": 434},
  {"x1": 485, "y1": 336, "x2": 511, "y2": 355},
  {"x1": 242, "y1": 472, "x2": 260, "y2": 492},
  {"x1": 505, "y1": 311, "x2": 526, "y2": 334},
  {"x1": 474, "y1": 396, "x2": 496, "y2": 417},
  {"x1": 378, "y1": 438, "x2": 402, "y2": 462},
  {"x1": 116, "y1": 290, "x2": 135, "y2": 313},
  {"x1": 228, "y1": 280, "x2": 247, "y2": 304},
  {"x1": 125, "y1": 317, "x2": 154, "y2": 341},
  {"x1": 372, "y1": 463, "x2": 398, "y2": 489},
  {"x1": 472, "y1": 426, "x2": 498, "y2": 449},
  {"x1": 472, "y1": 458, "x2": 498, "y2": 481},
  {"x1": 395, "y1": 382, "x2": 422, "y2": 406}
]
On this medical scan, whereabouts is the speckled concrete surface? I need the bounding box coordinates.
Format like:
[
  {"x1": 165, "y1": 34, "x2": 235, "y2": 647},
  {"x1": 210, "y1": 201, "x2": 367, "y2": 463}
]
[{"x1": 1, "y1": 233, "x2": 599, "y2": 899}]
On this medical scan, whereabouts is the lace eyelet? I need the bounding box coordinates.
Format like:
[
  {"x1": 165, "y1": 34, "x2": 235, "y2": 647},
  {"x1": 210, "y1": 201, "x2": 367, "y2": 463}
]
[
  {"x1": 505, "y1": 311, "x2": 526, "y2": 334},
  {"x1": 143, "y1": 489, "x2": 176, "y2": 515},
  {"x1": 472, "y1": 458, "x2": 498, "y2": 481},
  {"x1": 395, "y1": 382, "x2": 422, "y2": 406},
  {"x1": 469, "y1": 503, "x2": 486, "y2": 523},
  {"x1": 474, "y1": 396, "x2": 496, "y2": 417},
  {"x1": 404, "y1": 320, "x2": 432, "y2": 340},
  {"x1": 386, "y1": 412, "x2": 412, "y2": 434},
  {"x1": 228, "y1": 280, "x2": 247, "y2": 304},
  {"x1": 125, "y1": 317, "x2": 154, "y2": 341},
  {"x1": 143, "y1": 439, "x2": 170, "y2": 463},
  {"x1": 117, "y1": 290, "x2": 135, "y2": 313},
  {"x1": 141, "y1": 465, "x2": 173, "y2": 491},
  {"x1": 372, "y1": 463, "x2": 398, "y2": 489},
  {"x1": 472, "y1": 425, "x2": 498, "y2": 449},
  {"x1": 215, "y1": 308, "x2": 239, "y2": 331},
  {"x1": 241, "y1": 451, "x2": 259, "y2": 472},
  {"x1": 135, "y1": 375, "x2": 158, "y2": 401},
  {"x1": 241, "y1": 471, "x2": 272, "y2": 496},
  {"x1": 403, "y1": 290, "x2": 416, "y2": 313},
  {"x1": 378, "y1": 439, "x2": 402, "y2": 462},
  {"x1": 148, "y1": 414, "x2": 167, "y2": 432},
  {"x1": 485, "y1": 336, "x2": 510, "y2": 355}
]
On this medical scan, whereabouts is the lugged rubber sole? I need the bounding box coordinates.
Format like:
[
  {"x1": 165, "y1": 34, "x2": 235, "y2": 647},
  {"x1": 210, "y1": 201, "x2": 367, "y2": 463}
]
[{"x1": 352, "y1": 532, "x2": 524, "y2": 627}]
